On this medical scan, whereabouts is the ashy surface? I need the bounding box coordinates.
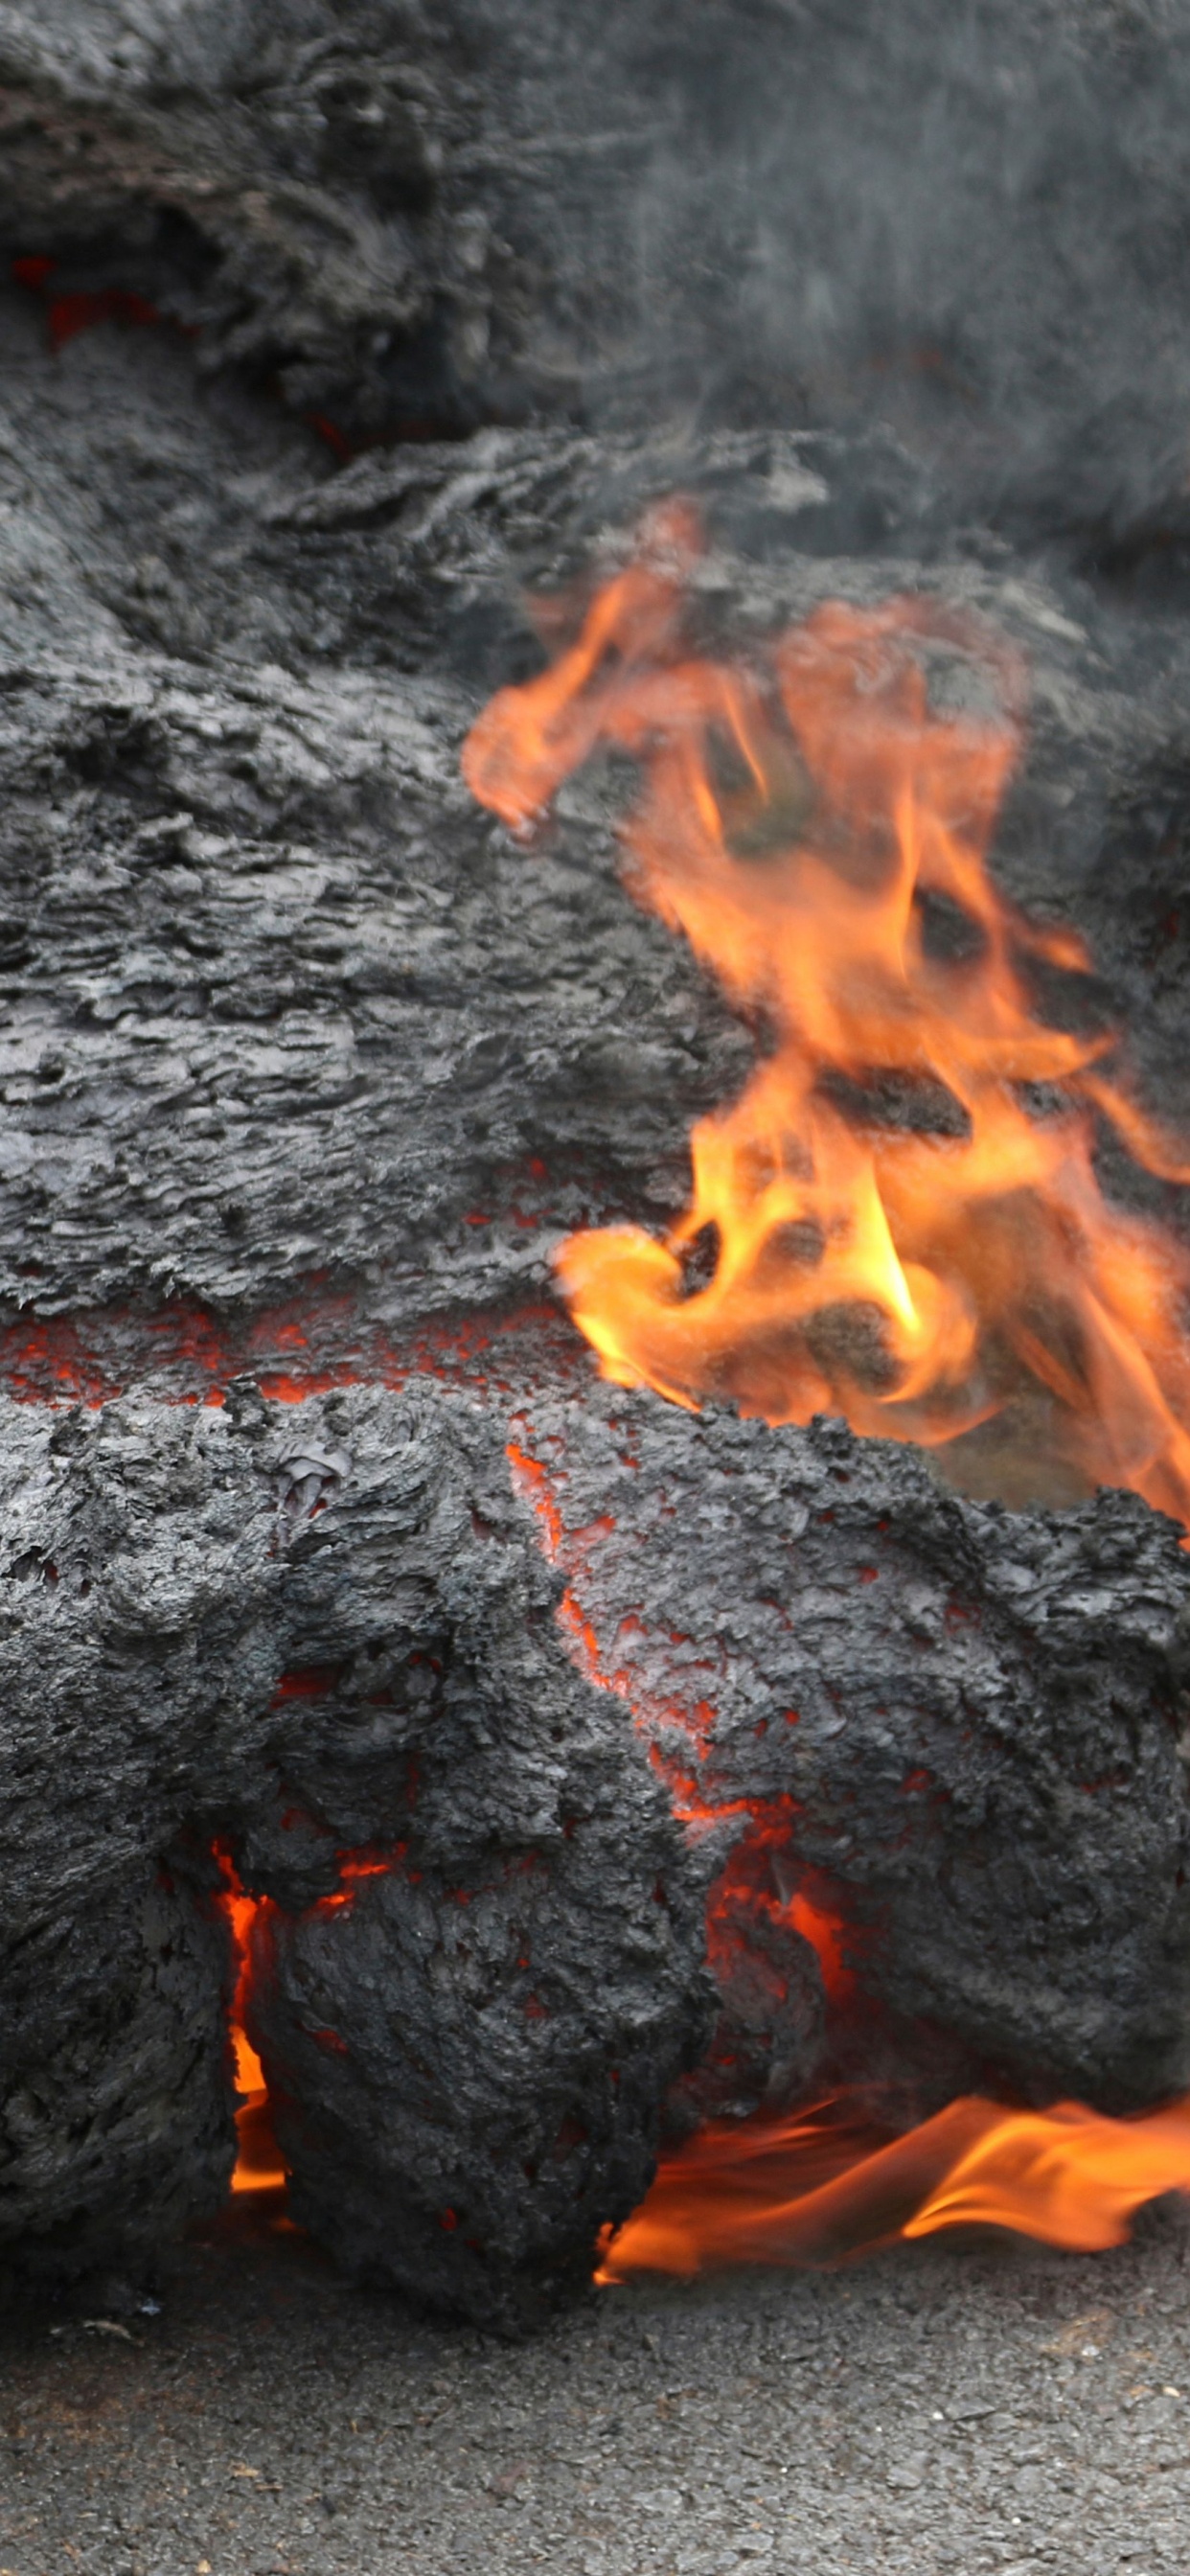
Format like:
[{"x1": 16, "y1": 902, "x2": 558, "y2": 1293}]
[
  {"x1": 7, "y1": 0, "x2": 1190, "y2": 530},
  {"x1": 3, "y1": 2194, "x2": 1190, "y2": 2576},
  {"x1": 5, "y1": 286, "x2": 1190, "y2": 1346}
]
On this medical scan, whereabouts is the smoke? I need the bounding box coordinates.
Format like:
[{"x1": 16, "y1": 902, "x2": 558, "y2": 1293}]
[
  {"x1": 9, "y1": 0, "x2": 1190, "y2": 544},
  {"x1": 446, "y1": 0, "x2": 1190, "y2": 546}
]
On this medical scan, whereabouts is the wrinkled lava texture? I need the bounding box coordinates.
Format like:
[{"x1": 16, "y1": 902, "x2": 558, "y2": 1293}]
[{"x1": 7, "y1": 0, "x2": 1190, "y2": 2327}]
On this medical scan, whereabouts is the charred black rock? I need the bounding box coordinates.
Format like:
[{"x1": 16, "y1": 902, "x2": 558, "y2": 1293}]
[
  {"x1": 7, "y1": 0, "x2": 1190, "y2": 2329},
  {"x1": 3, "y1": 334, "x2": 1190, "y2": 1352},
  {"x1": 8, "y1": 0, "x2": 1190, "y2": 529}
]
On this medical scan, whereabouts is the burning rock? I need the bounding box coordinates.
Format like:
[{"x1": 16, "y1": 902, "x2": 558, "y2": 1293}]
[
  {"x1": 10, "y1": 8, "x2": 1190, "y2": 2311},
  {"x1": 509, "y1": 1385, "x2": 1190, "y2": 2123}
]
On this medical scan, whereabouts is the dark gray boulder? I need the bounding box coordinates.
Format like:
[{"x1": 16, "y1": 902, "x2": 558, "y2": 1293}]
[
  {"x1": 0, "y1": 1379, "x2": 713, "y2": 2322},
  {"x1": 521, "y1": 1386, "x2": 1190, "y2": 2122},
  {"x1": 3, "y1": 1367, "x2": 1189, "y2": 2322}
]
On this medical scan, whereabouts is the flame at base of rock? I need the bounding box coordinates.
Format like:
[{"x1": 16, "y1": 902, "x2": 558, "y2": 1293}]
[{"x1": 598, "y1": 2093, "x2": 1190, "y2": 2280}]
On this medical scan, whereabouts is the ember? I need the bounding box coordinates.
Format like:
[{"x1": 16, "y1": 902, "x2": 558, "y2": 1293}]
[{"x1": 213, "y1": 1849, "x2": 285, "y2": 2198}]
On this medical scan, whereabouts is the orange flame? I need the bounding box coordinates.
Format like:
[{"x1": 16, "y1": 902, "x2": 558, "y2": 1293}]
[
  {"x1": 597, "y1": 2092, "x2": 1190, "y2": 2278},
  {"x1": 464, "y1": 504, "x2": 1190, "y2": 1524}
]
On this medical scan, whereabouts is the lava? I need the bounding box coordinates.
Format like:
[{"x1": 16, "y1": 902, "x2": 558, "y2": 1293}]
[
  {"x1": 11, "y1": 255, "x2": 172, "y2": 350},
  {"x1": 211, "y1": 1832, "x2": 418, "y2": 2196},
  {"x1": 464, "y1": 501, "x2": 1190, "y2": 1527},
  {"x1": 0, "y1": 1289, "x2": 571, "y2": 1411}
]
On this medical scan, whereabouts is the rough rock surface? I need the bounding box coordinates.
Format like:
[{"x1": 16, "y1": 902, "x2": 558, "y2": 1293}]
[
  {"x1": 7, "y1": 0, "x2": 1190, "y2": 2327},
  {"x1": 0, "y1": 1379, "x2": 711, "y2": 2324},
  {"x1": 517, "y1": 1387, "x2": 1190, "y2": 2120},
  {"x1": 7, "y1": 0, "x2": 1190, "y2": 532},
  {"x1": 3, "y1": 297, "x2": 1190, "y2": 1346},
  {"x1": 3, "y1": 1367, "x2": 1189, "y2": 2317}
]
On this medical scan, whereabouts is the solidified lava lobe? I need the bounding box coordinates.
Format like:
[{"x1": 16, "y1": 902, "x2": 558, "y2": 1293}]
[{"x1": 463, "y1": 515, "x2": 1190, "y2": 2273}]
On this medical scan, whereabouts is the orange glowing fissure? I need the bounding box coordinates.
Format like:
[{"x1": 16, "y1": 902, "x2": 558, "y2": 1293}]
[
  {"x1": 466, "y1": 501, "x2": 1190, "y2": 2274},
  {"x1": 213, "y1": 1848, "x2": 285, "y2": 2196}
]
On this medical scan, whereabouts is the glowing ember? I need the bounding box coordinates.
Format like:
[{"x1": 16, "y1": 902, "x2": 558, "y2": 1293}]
[
  {"x1": 597, "y1": 2093, "x2": 1190, "y2": 2278},
  {"x1": 464, "y1": 502, "x2": 1190, "y2": 1524}
]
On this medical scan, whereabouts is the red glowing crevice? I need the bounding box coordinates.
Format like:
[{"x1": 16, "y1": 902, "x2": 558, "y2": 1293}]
[
  {"x1": 211, "y1": 1827, "x2": 415, "y2": 2196},
  {"x1": 0, "y1": 1290, "x2": 574, "y2": 1411},
  {"x1": 212, "y1": 1844, "x2": 284, "y2": 2196},
  {"x1": 47, "y1": 287, "x2": 165, "y2": 348},
  {"x1": 312, "y1": 1847, "x2": 405, "y2": 1914},
  {"x1": 11, "y1": 255, "x2": 189, "y2": 352},
  {"x1": 504, "y1": 1415, "x2": 871, "y2": 2096}
]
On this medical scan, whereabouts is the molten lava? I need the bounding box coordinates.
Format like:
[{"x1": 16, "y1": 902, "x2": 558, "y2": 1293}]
[
  {"x1": 213, "y1": 1849, "x2": 285, "y2": 2196},
  {"x1": 464, "y1": 501, "x2": 1190, "y2": 1524}
]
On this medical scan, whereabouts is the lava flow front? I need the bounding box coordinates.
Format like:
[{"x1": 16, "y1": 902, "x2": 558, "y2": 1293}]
[
  {"x1": 465, "y1": 501, "x2": 1190, "y2": 1525},
  {"x1": 465, "y1": 504, "x2": 1190, "y2": 2277}
]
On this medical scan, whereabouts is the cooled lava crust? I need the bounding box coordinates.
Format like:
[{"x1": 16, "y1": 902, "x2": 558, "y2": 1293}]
[{"x1": 9, "y1": 0, "x2": 1190, "y2": 2326}]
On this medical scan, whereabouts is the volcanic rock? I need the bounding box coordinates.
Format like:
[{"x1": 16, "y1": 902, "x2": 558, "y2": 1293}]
[
  {"x1": 4, "y1": 1366, "x2": 1190, "y2": 2318},
  {"x1": 0, "y1": 1378, "x2": 711, "y2": 2324},
  {"x1": 3, "y1": 325, "x2": 1190, "y2": 1353},
  {"x1": 519, "y1": 1386, "x2": 1190, "y2": 2121},
  {"x1": 7, "y1": 0, "x2": 1190, "y2": 2327}
]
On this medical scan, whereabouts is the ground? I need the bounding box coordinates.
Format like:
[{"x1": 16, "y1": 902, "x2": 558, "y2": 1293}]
[{"x1": 2, "y1": 2197, "x2": 1189, "y2": 2573}]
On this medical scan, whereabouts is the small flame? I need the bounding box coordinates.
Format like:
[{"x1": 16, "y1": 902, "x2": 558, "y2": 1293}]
[
  {"x1": 597, "y1": 2092, "x2": 1190, "y2": 2279},
  {"x1": 464, "y1": 507, "x2": 1190, "y2": 1523}
]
